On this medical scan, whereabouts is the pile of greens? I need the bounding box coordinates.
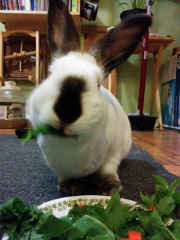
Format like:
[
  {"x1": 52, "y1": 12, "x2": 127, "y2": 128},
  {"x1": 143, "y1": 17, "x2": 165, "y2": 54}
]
[{"x1": 0, "y1": 175, "x2": 180, "y2": 240}]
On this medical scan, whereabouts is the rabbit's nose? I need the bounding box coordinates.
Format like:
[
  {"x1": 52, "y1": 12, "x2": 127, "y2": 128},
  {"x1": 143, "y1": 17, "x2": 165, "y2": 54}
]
[{"x1": 54, "y1": 76, "x2": 86, "y2": 124}]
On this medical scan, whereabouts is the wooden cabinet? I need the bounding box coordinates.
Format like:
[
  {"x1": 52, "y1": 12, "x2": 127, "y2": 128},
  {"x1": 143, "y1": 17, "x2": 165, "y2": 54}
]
[
  {"x1": 2, "y1": 33, "x2": 49, "y2": 83},
  {"x1": 0, "y1": 10, "x2": 81, "y2": 85}
]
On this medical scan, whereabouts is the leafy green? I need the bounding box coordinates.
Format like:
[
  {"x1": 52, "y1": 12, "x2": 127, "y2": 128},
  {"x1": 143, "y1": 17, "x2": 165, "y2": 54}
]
[
  {"x1": 139, "y1": 176, "x2": 180, "y2": 214},
  {"x1": 170, "y1": 220, "x2": 180, "y2": 239},
  {"x1": 173, "y1": 192, "x2": 180, "y2": 205},
  {"x1": 139, "y1": 192, "x2": 156, "y2": 208},
  {"x1": 0, "y1": 198, "x2": 43, "y2": 239},
  {"x1": 22, "y1": 125, "x2": 55, "y2": 145},
  {"x1": 169, "y1": 178, "x2": 180, "y2": 194},
  {"x1": 68, "y1": 203, "x2": 107, "y2": 223},
  {"x1": 105, "y1": 189, "x2": 131, "y2": 231},
  {"x1": 0, "y1": 176, "x2": 180, "y2": 240},
  {"x1": 36, "y1": 214, "x2": 74, "y2": 237},
  {"x1": 19, "y1": 231, "x2": 50, "y2": 240},
  {"x1": 156, "y1": 196, "x2": 175, "y2": 216},
  {"x1": 73, "y1": 215, "x2": 114, "y2": 239}
]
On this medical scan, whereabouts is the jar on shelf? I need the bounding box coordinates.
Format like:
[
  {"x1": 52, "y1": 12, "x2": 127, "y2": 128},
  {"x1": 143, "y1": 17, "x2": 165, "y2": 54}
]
[{"x1": 0, "y1": 81, "x2": 27, "y2": 129}]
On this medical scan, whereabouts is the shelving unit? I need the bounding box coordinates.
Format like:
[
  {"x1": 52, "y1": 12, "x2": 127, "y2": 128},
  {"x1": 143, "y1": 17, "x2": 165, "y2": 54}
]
[
  {"x1": 0, "y1": 7, "x2": 81, "y2": 82},
  {"x1": 0, "y1": 10, "x2": 81, "y2": 33},
  {"x1": 0, "y1": 11, "x2": 48, "y2": 129},
  {"x1": 0, "y1": 9, "x2": 81, "y2": 84},
  {"x1": 0, "y1": 8, "x2": 81, "y2": 129}
]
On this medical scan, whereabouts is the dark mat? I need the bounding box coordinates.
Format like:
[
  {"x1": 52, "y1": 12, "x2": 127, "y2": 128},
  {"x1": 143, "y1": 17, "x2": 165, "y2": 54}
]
[
  {"x1": 0, "y1": 134, "x2": 179, "y2": 239},
  {"x1": 0, "y1": 134, "x2": 178, "y2": 206}
]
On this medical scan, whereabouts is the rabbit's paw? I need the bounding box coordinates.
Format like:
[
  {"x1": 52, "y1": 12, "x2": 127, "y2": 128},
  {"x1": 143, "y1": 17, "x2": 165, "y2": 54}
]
[
  {"x1": 97, "y1": 173, "x2": 123, "y2": 196},
  {"x1": 59, "y1": 180, "x2": 82, "y2": 197},
  {"x1": 58, "y1": 173, "x2": 122, "y2": 197}
]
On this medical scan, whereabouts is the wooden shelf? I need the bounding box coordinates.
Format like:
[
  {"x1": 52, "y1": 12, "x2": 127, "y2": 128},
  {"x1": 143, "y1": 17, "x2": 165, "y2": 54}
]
[
  {"x1": 0, "y1": 10, "x2": 47, "y2": 33},
  {"x1": 0, "y1": 119, "x2": 27, "y2": 129},
  {"x1": 0, "y1": 10, "x2": 81, "y2": 33}
]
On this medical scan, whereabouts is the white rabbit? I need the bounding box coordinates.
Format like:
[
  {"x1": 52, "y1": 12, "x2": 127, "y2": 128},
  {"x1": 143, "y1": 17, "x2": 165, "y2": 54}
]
[{"x1": 26, "y1": 0, "x2": 152, "y2": 195}]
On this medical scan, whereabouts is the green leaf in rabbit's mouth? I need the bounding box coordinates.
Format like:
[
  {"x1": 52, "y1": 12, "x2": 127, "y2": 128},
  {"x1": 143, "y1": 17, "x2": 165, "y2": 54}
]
[{"x1": 22, "y1": 124, "x2": 78, "y2": 145}]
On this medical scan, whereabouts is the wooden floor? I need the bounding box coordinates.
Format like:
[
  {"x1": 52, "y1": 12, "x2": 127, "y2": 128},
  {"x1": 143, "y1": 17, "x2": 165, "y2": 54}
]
[
  {"x1": 0, "y1": 129, "x2": 180, "y2": 177},
  {"x1": 132, "y1": 129, "x2": 180, "y2": 177}
]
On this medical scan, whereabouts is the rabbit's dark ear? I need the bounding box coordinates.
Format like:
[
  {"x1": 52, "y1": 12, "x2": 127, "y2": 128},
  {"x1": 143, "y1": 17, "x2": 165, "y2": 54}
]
[
  {"x1": 48, "y1": 0, "x2": 80, "y2": 56},
  {"x1": 89, "y1": 14, "x2": 152, "y2": 77}
]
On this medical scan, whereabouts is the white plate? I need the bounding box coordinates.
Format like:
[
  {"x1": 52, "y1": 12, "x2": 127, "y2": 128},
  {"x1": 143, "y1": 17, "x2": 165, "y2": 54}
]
[
  {"x1": 2, "y1": 196, "x2": 136, "y2": 240},
  {"x1": 39, "y1": 195, "x2": 136, "y2": 218}
]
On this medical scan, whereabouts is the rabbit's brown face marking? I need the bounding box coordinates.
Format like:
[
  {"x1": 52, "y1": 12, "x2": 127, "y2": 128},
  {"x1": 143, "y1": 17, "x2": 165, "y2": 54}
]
[{"x1": 54, "y1": 76, "x2": 86, "y2": 124}]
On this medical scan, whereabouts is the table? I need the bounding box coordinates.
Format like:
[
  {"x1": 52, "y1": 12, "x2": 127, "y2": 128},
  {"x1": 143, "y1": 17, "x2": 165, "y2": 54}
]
[{"x1": 134, "y1": 34, "x2": 175, "y2": 130}]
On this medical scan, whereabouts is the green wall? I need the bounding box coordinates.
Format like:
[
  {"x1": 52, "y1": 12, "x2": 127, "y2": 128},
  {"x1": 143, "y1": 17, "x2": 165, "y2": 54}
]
[{"x1": 112, "y1": 0, "x2": 180, "y2": 115}]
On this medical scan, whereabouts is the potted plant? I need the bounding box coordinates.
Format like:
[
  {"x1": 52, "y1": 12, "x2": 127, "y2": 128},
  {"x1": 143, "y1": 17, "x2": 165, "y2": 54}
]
[
  {"x1": 129, "y1": 0, "x2": 151, "y2": 9},
  {"x1": 117, "y1": 0, "x2": 158, "y2": 10},
  {"x1": 117, "y1": 0, "x2": 157, "y2": 20}
]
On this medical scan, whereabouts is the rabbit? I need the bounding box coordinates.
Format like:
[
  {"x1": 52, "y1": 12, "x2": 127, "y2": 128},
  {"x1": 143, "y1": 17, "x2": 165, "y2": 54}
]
[{"x1": 26, "y1": 0, "x2": 152, "y2": 195}]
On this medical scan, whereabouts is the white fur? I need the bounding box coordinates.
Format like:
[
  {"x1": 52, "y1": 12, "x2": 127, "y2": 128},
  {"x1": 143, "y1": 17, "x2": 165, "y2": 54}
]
[{"x1": 26, "y1": 52, "x2": 132, "y2": 183}]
